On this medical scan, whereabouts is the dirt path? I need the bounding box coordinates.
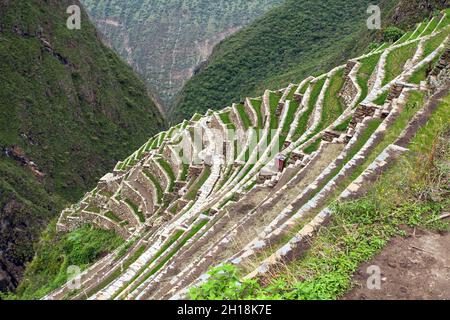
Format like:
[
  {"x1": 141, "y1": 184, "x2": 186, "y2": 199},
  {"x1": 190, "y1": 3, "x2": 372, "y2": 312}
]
[{"x1": 344, "y1": 229, "x2": 450, "y2": 300}]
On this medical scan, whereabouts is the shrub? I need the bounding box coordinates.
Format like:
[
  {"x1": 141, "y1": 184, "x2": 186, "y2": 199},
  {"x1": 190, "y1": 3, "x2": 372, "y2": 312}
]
[{"x1": 383, "y1": 26, "x2": 405, "y2": 43}]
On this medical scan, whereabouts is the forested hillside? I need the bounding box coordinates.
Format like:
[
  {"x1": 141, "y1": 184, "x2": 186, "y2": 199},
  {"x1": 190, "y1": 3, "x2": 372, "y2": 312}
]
[
  {"x1": 171, "y1": 0, "x2": 447, "y2": 123},
  {"x1": 81, "y1": 0, "x2": 283, "y2": 109},
  {"x1": 0, "y1": 0, "x2": 165, "y2": 292}
]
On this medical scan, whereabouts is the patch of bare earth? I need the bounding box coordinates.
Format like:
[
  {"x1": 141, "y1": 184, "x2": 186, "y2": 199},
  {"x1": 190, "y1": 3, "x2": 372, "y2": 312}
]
[{"x1": 344, "y1": 228, "x2": 450, "y2": 300}]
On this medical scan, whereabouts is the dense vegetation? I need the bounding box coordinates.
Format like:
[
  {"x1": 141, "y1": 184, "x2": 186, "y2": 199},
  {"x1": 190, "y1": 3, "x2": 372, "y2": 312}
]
[
  {"x1": 2, "y1": 223, "x2": 123, "y2": 300},
  {"x1": 171, "y1": 0, "x2": 447, "y2": 123},
  {"x1": 0, "y1": 0, "x2": 165, "y2": 292},
  {"x1": 170, "y1": 0, "x2": 383, "y2": 123},
  {"x1": 81, "y1": 0, "x2": 283, "y2": 108}
]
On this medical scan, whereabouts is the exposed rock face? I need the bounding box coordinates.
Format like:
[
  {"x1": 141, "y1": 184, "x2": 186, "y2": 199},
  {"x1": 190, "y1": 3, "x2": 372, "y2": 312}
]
[
  {"x1": 390, "y1": 0, "x2": 448, "y2": 28},
  {"x1": 81, "y1": 0, "x2": 283, "y2": 109}
]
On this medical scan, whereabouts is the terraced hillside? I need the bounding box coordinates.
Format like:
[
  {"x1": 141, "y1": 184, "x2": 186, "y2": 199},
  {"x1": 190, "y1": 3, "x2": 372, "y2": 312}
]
[{"x1": 24, "y1": 11, "x2": 450, "y2": 300}]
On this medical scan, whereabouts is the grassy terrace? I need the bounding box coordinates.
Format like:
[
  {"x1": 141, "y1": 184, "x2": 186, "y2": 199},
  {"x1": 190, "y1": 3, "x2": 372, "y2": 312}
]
[
  {"x1": 299, "y1": 80, "x2": 310, "y2": 94},
  {"x1": 250, "y1": 99, "x2": 264, "y2": 128},
  {"x1": 331, "y1": 90, "x2": 426, "y2": 199},
  {"x1": 410, "y1": 21, "x2": 428, "y2": 40},
  {"x1": 373, "y1": 90, "x2": 389, "y2": 105},
  {"x1": 303, "y1": 138, "x2": 322, "y2": 154},
  {"x1": 143, "y1": 170, "x2": 164, "y2": 203},
  {"x1": 126, "y1": 219, "x2": 209, "y2": 297},
  {"x1": 111, "y1": 229, "x2": 185, "y2": 299},
  {"x1": 292, "y1": 77, "x2": 326, "y2": 142},
  {"x1": 179, "y1": 163, "x2": 189, "y2": 181},
  {"x1": 156, "y1": 157, "x2": 176, "y2": 192},
  {"x1": 422, "y1": 30, "x2": 449, "y2": 58},
  {"x1": 235, "y1": 104, "x2": 252, "y2": 130},
  {"x1": 185, "y1": 166, "x2": 212, "y2": 200},
  {"x1": 267, "y1": 92, "x2": 282, "y2": 144},
  {"x1": 395, "y1": 31, "x2": 413, "y2": 45},
  {"x1": 421, "y1": 17, "x2": 439, "y2": 37},
  {"x1": 105, "y1": 211, "x2": 122, "y2": 223},
  {"x1": 286, "y1": 85, "x2": 299, "y2": 100},
  {"x1": 281, "y1": 101, "x2": 299, "y2": 137},
  {"x1": 125, "y1": 199, "x2": 145, "y2": 223},
  {"x1": 82, "y1": 244, "x2": 147, "y2": 299},
  {"x1": 304, "y1": 118, "x2": 382, "y2": 204},
  {"x1": 333, "y1": 117, "x2": 352, "y2": 132},
  {"x1": 310, "y1": 69, "x2": 345, "y2": 136},
  {"x1": 383, "y1": 42, "x2": 417, "y2": 86},
  {"x1": 219, "y1": 111, "x2": 236, "y2": 130},
  {"x1": 409, "y1": 54, "x2": 440, "y2": 84},
  {"x1": 356, "y1": 53, "x2": 381, "y2": 105}
]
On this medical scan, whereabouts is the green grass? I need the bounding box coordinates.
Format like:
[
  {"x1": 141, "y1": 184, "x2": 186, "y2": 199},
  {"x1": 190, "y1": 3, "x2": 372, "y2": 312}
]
[
  {"x1": 105, "y1": 211, "x2": 122, "y2": 223},
  {"x1": 128, "y1": 220, "x2": 208, "y2": 295},
  {"x1": 303, "y1": 138, "x2": 322, "y2": 154},
  {"x1": 422, "y1": 30, "x2": 449, "y2": 58},
  {"x1": 282, "y1": 101, "x2": 300, "y2": 135},
  {"x1": 312, "y1": 69, "x2": 345, "y2": 134},
  {"x1": 125, "y1": 199, "x2": 145, "y2": 223},
  {"x1": 3, "y1": 223, "x2": 123, "y2": 300},
  {"x1": 408, "y1": 54, "x2": 441, "y2": 84},
  {"x1": 286, "y1": 85, "x2": 299, "y2": 100},
  {"x1": 373, "y1": 90, "x2": 389, "y2": 105},
  {"x1": 111, "y1": 229, "x2": 185, "y2": 299},
  {"x1": 84, "y1": 244, "x2": 147, "y2": 299},
  {"x1": 185, "y1": 166, "x2": 212, "y2": 200},
  {"x1": 420, "y1": 17, "x2": 439, "y2": 37},
  {"x1": 333, "y1": 117, "x2": 352, "y2": 132},
  {"x1": 356, "y1": 53, "x2": 381, "y2": 105},
  {"x1": 179, "y1": 163, "x2": 190, "y2": 181},
  {"x1": 219, "y1": 111, "x2": 236, "y2": 130},
  {"x1": 249, "y1": 99, "x2": 264, "y2": 128},
  {"x1": 143, "y1": 170, "x2": 164, "y2": 203},
  {"x1": 291, "y1": 78, "x2": 326, "y2": 142},
  {"x1": 157, "y1": 158, "x2": 176, "y2": 192},
  {"x1": 235, "y1": 104, "x2": 252, "y2": 130},
  {"x1": 409, "y1": 21, "x2": 428, "y2": 40},
  {"x1": 383, "y1": 42, "x2": 417, "y2": 86},
  {"x1": 394, "y1": 31, "x2": 413, "y2": 44}
]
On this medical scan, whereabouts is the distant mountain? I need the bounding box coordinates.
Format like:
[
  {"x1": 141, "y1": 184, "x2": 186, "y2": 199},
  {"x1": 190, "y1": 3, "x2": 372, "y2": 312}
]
[
  {"x1": 0, "y1": 0, "x2": 165, "y2": 292},
  {"x1": 170, "y1": 0, "x2": 447, "y2": 123},
  {"x1": 81, "y1": 0, "x2": 284, "y2": 109}
]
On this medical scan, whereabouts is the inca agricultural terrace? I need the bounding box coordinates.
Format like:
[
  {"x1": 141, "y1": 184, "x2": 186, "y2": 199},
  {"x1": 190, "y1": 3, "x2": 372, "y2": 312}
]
[{"x1": 48, "y1": 12, "x2": 449, "y2": 300}]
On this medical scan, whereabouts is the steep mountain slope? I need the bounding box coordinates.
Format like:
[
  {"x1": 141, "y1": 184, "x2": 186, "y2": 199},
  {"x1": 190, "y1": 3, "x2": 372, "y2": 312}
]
[
  {"x1": 12, "y1": 10, "x2": 449, "y2": 300},
  {"x1": 81, "y1": 0, "x2": 284, "y2": 109},
  {"x1": 171, "y1": 0, "x2": 448, "y2": 123},
  {"x1": 0, "y1": 0, "x2": 165, "y2": 292}
]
